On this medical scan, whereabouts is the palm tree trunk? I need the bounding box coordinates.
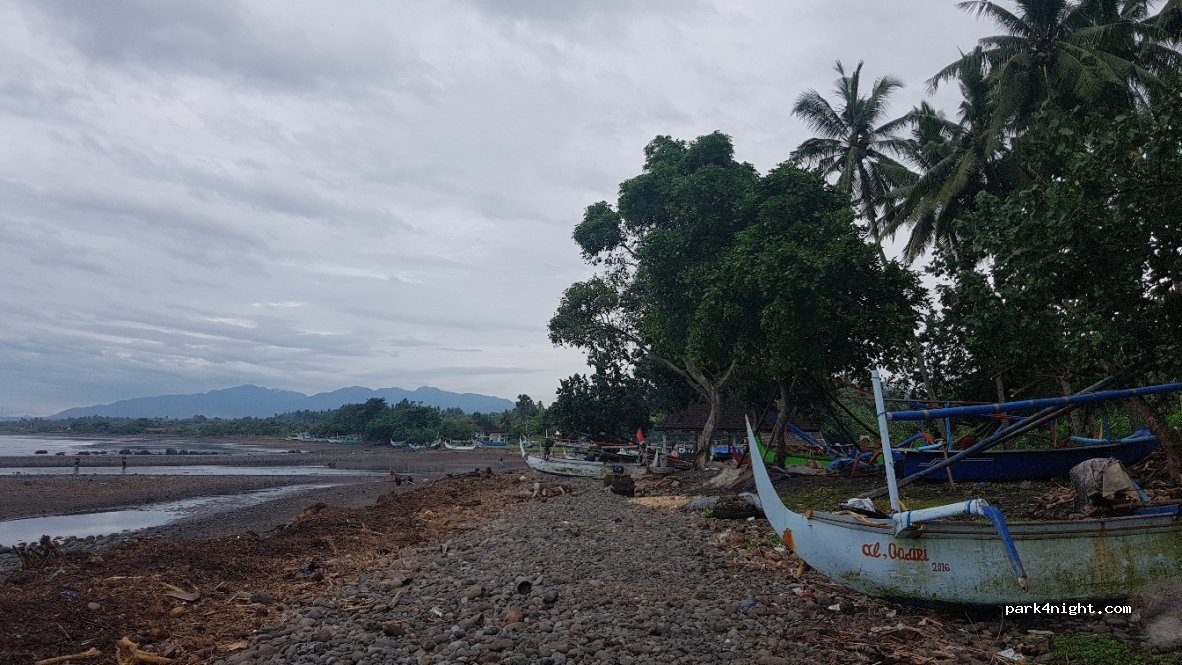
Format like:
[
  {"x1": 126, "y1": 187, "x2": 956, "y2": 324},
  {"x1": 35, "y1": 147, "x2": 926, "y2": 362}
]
[{"x1": 867, "y1": 212, "x2": 945, "y2": 439}]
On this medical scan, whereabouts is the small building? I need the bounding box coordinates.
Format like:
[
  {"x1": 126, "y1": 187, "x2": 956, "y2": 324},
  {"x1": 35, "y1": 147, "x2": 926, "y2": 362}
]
[
  {"x1": 480, "y1": 429, "x2": 509, "y2": 443},
  {"x1": 651, "y1": 402, "x2": 824, "y2": 454}
]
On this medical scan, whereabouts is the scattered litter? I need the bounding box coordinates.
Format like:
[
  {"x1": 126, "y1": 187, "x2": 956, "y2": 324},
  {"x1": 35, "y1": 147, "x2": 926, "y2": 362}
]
[
  {"x1": 161, "y1": 583, "x2": 200, "y2": 602},
  {"x1": 116, "y1": 636, "x2": 173, "y2": 665},
  {"x1": 34, "y1": 647, "x2": 102, "y2": 665}
]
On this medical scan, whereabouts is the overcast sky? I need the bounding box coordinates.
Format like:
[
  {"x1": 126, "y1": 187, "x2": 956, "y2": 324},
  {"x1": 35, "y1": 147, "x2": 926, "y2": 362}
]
[{"x1": 0, "y1": 1, "x2": 990, "y2": 416}]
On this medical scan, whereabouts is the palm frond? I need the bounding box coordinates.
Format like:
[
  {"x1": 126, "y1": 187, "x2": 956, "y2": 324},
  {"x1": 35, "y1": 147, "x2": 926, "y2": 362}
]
[
  {"x1": 791, "y1": 91, "x2": 848, "y2": 139},
  {"x1": 958, "y1": 1, "x2": 1035, "y2": 37}
]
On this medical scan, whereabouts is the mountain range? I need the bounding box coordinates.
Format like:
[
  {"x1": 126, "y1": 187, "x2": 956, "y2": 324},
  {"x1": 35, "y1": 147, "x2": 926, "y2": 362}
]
[{"x1": 49, "y1": 385, "x2": 515, "y2": 419}]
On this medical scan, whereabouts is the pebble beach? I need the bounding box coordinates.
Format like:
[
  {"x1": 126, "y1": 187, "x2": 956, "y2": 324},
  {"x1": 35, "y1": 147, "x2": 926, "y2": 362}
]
[{"x1": 0, "y1": 445, "x2": 1177, "y2": 664}]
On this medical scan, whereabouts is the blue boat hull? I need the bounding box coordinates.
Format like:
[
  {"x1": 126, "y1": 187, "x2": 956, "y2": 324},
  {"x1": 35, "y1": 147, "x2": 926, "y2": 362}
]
[{"x1": 895, "y1": 439, "x2": 1157, "y2": 482}]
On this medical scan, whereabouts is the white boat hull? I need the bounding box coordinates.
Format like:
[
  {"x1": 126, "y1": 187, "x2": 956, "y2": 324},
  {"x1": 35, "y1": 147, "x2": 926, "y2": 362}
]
[
  {"x1": 747, "y1": 422, "x2": 1182, "y2": 605},
  {"x1": 521, "y1": 451, "x2": 650, "y2": 479},
  {"x1": 442, "y1": 441, "x2": 477, "y2": 451}
]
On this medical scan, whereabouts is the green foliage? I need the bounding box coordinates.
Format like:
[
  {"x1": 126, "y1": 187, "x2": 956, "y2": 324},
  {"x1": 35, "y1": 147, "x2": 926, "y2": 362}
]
[
  {"x1": 550, "y1": 132, "x2": 763, "y2": 455},
  {"x1": 791, "y1": 60, "x2": 914, "y2": 244},
  {"x1": 6, "y1": 396, "x2": 549, "y2": 443},
  {"x1": 548, "y1": 373, "x2": 647, "y2": 441},
  {"x1": 925, "y1": 94, "x2": 1182, "y2": 398},
  {"x1": 553, "y1": 132, "x2": 921, "y2": 445},
  {"x1": 729, "y1": 164, "x2": 921, "y2": 380},
  {"x1": 930, "y1": 1, "x2": 1175, "y2": 131}
]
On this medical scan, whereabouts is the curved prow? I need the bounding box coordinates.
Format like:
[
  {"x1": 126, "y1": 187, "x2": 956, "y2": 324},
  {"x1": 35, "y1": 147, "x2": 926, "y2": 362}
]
[
  {"x1": 519, "y1": 438, "x2": 528, "y2": 459},
  {"x1": 745, "y1": 417, "x2": 795, "y2": 537}
]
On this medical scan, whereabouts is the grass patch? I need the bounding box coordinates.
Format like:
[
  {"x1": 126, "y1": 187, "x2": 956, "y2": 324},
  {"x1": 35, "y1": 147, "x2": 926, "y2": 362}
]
[{"x1": 1049, "y1": 634, "x2": 1182, "y2": 665}]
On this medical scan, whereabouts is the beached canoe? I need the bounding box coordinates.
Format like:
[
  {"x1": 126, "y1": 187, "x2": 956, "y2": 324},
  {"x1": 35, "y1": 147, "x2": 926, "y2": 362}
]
[
  {"x1": 747, "y1": 420, "x2": 1182, "y2": 605},
  {"x1": 518, "y1": 440, "x2": 651, "y2": 479},
  {"x1": 892, "y1": 436, "x2": 1157, "y2": 482}
]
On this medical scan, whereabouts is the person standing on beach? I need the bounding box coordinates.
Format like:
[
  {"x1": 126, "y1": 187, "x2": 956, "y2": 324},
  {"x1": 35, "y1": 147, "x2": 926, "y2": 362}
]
[
  {"x1": 73, "y1": 457, "x2": 80, "y2": 476},
  {"x1": 121, "y1": 455, "x2": 128, "y2": 473}
]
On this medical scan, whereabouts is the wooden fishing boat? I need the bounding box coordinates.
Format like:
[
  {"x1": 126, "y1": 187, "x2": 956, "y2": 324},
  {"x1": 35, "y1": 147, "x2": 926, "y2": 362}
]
[
  {"x1": 476, "y1": 438, "x2": 511, "y2": 448},
  {"x1": 442, "y1": 439, "x2": 478, "y2": 451},
  {"x1": 747, "y1": 372, "x2": 1182, "y2": 605},
  {"x1": 756, "y1": 445, "x2": 835, "y2": 470},
  {"x1": 748, "y1": 418, "x2": 1182, "y2": 605},
  {"x1": 892, "y1": 436, "x2": 1157, "y2": 482},
  {"x1": 518, "y1": 440, "x2": 652, "y2": 479}
]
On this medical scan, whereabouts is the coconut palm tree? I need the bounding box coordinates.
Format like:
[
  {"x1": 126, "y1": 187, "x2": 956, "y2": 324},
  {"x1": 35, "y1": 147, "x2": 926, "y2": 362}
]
[
  {"x1": 791, "y1": 60, "x2": 914, "y2": 256},
  {"x1": 792, "y1": 61, "x2": 950, "y2": 417},
  {"x1": 885, "y1": 54, "x2": 1028, "y2": 263},
  {"x1": 929, "y1": 0, "x2": 1174, "y2": 129}
]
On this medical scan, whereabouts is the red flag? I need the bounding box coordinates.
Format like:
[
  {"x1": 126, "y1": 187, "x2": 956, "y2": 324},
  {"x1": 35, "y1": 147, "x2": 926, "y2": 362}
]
[{"x1": 636, "y1": 427, "x2": 645, "y2": 444}]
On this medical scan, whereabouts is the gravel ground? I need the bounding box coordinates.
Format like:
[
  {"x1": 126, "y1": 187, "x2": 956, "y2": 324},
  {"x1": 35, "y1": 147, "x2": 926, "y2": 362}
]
[
  {"x1": 207, "y1": 478, "x2": 1016, "y2": 665},
  {"x1": 4, "y1": 469, "x2": 1174, "y2": 664}
]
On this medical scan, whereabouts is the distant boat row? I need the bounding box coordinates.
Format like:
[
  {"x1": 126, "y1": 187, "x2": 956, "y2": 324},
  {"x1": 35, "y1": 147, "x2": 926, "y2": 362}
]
[
  {"x1": 286, "y1": 432, "x2": 360, "y2": 444},
  {"x1": 388, "y1": 437, "x2": 512, "y2": 450}
]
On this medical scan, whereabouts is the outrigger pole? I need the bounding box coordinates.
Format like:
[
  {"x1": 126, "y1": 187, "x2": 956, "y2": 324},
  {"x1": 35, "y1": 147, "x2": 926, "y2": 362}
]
[
  {"x1": 867, "y1": 376, "x2": 1182, "y2": 500},
  {"x1": 885, "y1": 382, "x2": 1182, "y2": 421}
]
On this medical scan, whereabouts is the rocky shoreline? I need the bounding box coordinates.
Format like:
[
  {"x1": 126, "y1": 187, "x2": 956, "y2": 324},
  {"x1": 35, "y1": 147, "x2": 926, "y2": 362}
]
[
  {"x1": 2, "y1": 468, "x2": 1178, "y2": 664},
  {"x1": 0, "y1": 444, "x2": 527, "y2": 579},
  {"x1": 209, "y1": 477, "x2": 1172, "y2": 665}
]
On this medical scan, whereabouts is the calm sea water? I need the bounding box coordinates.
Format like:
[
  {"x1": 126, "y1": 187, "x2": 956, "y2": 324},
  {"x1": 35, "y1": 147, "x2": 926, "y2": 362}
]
[
  {"x1": 0, "y1": 434, "x2": 280, "y2": 456},
  {"x1": 0, "y1": 465, "x2": 386, "y2": 476}
]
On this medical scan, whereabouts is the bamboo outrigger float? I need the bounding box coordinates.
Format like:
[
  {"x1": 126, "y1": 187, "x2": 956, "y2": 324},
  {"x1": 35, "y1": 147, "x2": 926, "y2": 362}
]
[{"x1": 746, "y1": 371, "x2": 1182, "y2": 605}]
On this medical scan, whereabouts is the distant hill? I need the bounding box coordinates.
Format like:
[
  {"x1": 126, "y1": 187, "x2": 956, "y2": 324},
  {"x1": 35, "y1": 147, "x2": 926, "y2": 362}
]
[{"x1": 49, "y1": 385, "x2": 515, "y2": 419}]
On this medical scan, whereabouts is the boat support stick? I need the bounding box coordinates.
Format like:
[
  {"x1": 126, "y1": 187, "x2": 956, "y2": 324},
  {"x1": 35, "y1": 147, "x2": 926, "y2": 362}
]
[
  {"x1": 871, "y1": 371, "x2": 902, "y2": 512},
  {"x1": 865, "y1": 376, "x2": 1114, "y2": 500}
]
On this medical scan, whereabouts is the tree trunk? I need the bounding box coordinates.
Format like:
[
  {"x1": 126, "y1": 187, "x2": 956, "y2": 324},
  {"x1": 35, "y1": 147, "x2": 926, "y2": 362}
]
[
  {"x1": 1059, "y1": 376, "x2": 1084, "y2": 436},
  {"x1": 693, "y1": 384, "x2": 721, "y2": 470},
  {"x1": 772, "y1": 378, "x2": 789, "y2": 467},
  {"x1": 869, "y1": 221, "x2": 945, "y2": 442},
  {"x1": 1127, "y1": 396, "x2": 1182, "y2": 481}
]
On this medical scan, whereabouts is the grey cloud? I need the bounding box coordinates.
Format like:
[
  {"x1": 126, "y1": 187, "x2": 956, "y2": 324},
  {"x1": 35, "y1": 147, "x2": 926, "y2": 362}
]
[
  {"x1": 467, "y1": 0, "x2": 710, "y2": 25},
  {"x1": 19, "y1": 1, "x2": 438, "y2": 95},
  {"x1": 0, "y1": 215, "x2": 114, "y2": 277},
  {"x1": 0, "y1": 0, "x2": 994, "y2": 415}
]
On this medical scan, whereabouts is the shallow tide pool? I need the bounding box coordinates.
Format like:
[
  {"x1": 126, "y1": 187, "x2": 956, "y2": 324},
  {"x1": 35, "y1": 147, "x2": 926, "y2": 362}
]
[{"x1": 0, "y1": 484, "x2": 340, "y2": 544}]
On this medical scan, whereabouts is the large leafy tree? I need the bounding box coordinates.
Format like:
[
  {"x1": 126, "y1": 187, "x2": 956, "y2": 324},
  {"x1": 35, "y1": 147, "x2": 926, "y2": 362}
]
[
  {"x1": 791, "y1": 60, "x2": 914, "y2": 254},
  {"x1": 928, "y1": 97, "x2": 1182, "y2": 475},
  {"x1": 547, "y1": 373, "x2": 648, "y2": 442},
  {"x1": 550, "y1": 132, "x2": 758, "y2": 467},
  {"x1": 724, "y1": 164, "x2": 922, "y2": 455}
]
